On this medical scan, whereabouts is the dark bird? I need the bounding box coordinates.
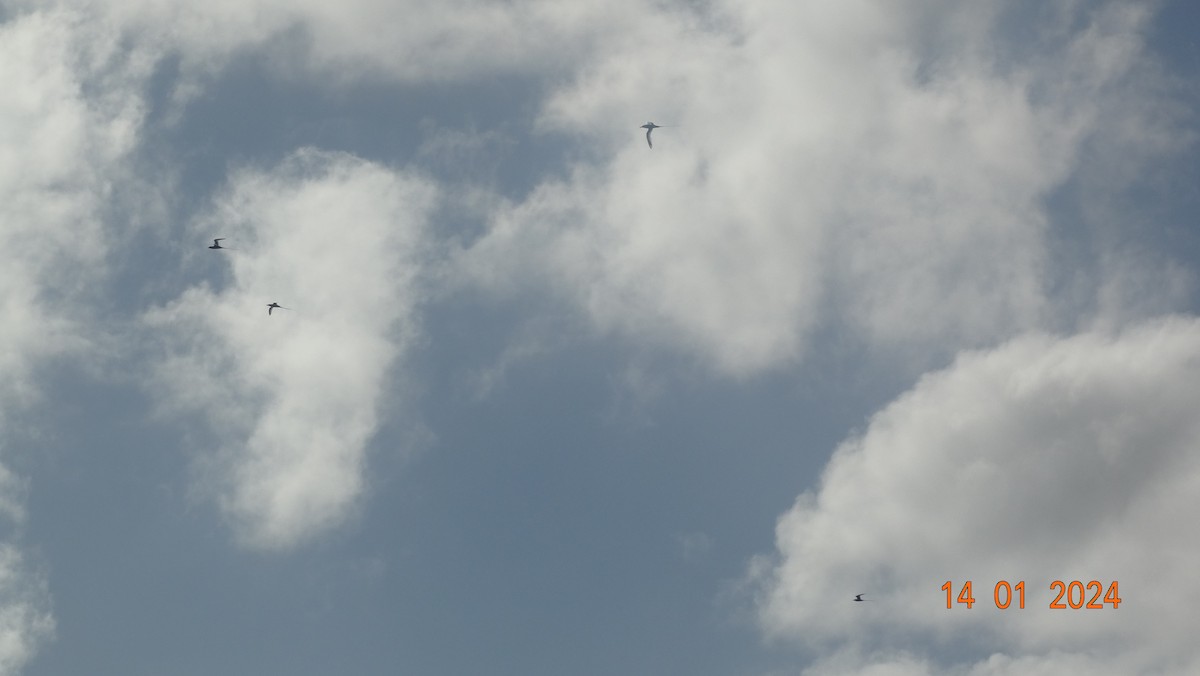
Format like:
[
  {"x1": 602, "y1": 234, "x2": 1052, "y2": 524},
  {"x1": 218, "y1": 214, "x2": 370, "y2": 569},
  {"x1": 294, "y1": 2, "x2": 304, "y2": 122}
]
[
  {"x1": 208, "y1": 238, "x2": 226, "y2": 249},
  {"x1": 641, "y1": 122, "x2": 662, "y2": 148},
  {"x1": 267, "y1": 302, "x2": 291, "y2": 315},
  {"x1": 853, "y1": 594, "x2": 871, "y2": 602}
]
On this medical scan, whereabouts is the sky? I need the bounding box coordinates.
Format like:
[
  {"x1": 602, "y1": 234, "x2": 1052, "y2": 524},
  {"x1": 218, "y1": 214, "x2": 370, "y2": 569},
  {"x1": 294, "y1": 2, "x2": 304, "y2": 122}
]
[{"x1": 1, "y1": 0, "x2": 1198, "y2": 674}]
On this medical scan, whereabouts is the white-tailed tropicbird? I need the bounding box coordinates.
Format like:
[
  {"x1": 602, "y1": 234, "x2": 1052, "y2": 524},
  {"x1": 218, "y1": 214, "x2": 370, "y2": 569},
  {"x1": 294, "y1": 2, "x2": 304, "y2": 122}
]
[{"x1": 641, "y1": 122, "x2": 663, "y2": 148}]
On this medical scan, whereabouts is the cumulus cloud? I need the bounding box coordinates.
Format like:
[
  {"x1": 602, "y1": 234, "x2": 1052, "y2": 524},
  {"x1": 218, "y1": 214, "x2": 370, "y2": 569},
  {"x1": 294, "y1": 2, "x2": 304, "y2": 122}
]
[
  {"x1": 20, "y1": 0, "x2": 1181, "y2": 381},
  {"x1": 0, "y1": 4, "x2": 1192, "y2": 672},
  {"x1": 752, "y1": 317, "x2": 1200, "y2": 674},
  {"x1": 144, "y1": 149, "x2": 434, "y2": 549},
  {"x1": 462, "y1": 0, "x2": 1187, "y2": 376}
]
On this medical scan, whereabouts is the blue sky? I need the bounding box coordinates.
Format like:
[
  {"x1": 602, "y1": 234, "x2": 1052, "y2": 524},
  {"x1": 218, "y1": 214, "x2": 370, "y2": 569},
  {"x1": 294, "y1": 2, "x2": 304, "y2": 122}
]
[{"x1": 2, "y1": 1, "x2": 1199, "y2": 674}]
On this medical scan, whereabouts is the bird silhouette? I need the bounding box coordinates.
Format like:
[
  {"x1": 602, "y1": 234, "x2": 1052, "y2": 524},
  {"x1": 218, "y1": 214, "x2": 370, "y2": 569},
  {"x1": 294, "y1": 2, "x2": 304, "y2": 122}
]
[
  {"x1": 853, "y1": 594, "x2": 872, "y2": 602},
  {"x1": 267, "y1": 302, "x2": 291, "y2": 315},
  {"x1": 208, "y1": 238, "x2": 226, "y2": 249},
  {"x1": 641, "y1": 122, "x2": 662, "y2": 148}
]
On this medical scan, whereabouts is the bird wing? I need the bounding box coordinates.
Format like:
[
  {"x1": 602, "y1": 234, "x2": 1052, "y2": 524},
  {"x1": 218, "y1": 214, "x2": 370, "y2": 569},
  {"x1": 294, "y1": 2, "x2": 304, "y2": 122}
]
[{"x1": 646, "y1": 128, "x2": 653, "y2": 148}]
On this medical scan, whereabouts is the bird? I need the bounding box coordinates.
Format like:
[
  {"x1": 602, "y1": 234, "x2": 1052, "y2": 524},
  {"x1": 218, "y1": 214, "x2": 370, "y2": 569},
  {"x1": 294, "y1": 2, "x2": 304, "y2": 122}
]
[
  {"x1": 853, "y1": 594, "x2": 871, "y2": 602},
  {"x1": 208, "y1": 238, "x2": 226, "y2": 249},
  {"x1": 267, "y1": 302, "x2": 291, "y2": 315},
  {"x1": 641, "y1": 122, "x2": 662, "y2": 148}
]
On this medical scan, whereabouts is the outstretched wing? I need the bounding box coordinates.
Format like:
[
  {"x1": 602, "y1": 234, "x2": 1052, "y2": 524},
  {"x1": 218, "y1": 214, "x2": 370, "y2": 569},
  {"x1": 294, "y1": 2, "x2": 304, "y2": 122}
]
[{"x1": 646, "y1": 127, "x2": 653, "y2": 148}]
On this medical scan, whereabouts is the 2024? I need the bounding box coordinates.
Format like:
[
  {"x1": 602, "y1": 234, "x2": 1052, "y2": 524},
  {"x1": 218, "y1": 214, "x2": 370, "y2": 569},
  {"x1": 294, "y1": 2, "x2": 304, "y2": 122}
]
[{"x1": 941, "y1": 580, "x2": 1121, "y2": 609}]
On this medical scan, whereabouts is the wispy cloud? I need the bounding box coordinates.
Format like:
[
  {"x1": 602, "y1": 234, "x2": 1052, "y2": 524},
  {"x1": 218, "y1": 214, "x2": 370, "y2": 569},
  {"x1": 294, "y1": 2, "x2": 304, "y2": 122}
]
[{"x1": 0, "y1": 544, "x2": 54, "y2": 676}]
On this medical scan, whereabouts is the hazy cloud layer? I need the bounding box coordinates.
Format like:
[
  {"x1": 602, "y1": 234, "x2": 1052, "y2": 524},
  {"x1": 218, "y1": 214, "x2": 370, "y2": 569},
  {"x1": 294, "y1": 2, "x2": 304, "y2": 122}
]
[
  {"x1": 753, "y1": 317, "x2": 1200, "y2": 675},
  {"x1": 145, "y1": 150, "x2": 433, "y2": 549}
]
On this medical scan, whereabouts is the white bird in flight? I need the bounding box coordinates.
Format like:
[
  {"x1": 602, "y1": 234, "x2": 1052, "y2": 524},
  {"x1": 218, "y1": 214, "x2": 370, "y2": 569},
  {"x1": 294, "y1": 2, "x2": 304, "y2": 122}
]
[
  {"x1": 641, "y1": 122, "x2": 662, "y2": 148},
  {"x1": 267, "y1": 302, "x2": 291, "y2": 315}
]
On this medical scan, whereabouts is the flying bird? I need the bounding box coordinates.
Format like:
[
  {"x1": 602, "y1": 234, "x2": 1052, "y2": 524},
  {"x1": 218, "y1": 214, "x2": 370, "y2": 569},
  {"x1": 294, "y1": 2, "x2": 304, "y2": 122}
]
[
  {"x1": 208, "y1": 238, "x2": 226, "y2": 249},
  {"x1": 641, "y1": 122, "x2": 662, "y2": 148},
  {"x1": 853, "y1": 594, "x2": 871, "y2": 602},
  {"x1": 267, "y1": 302, "x2": 291, "y2": 315}
]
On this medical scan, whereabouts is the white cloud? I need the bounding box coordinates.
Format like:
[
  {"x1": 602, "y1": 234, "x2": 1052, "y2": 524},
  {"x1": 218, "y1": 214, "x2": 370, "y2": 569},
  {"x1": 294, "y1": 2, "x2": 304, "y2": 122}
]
[
  {"x1": 145, "y1": 149, "x2": 434, "y2": 549},
  {"x1": 752, "y1": 317, "x2": 1200, "y2": 675},
  {"x1": 0, "y1": 8, "x2": 150, "y2": 400},
  {"x1": 0, "y1": 3, "x2": 1192, "y2": 671},
  {"x1": 10, "y1": 0, "x2": 1182, "y2": 387},
  {"x1": 463, "y1": 0, "x2": 1187, "y2": 376},
  {"x1": 790, "y1": 648, "x2": 1148, "y2": 676},
  {"x1": 15, "y1": 0, "x2": 1179, "y2": 382},
  {"x1": 24, "y1": 0, "x2": 655, "y2": 87},
  {"x1": 0, "y1": 9, "x2": 157, "y2": 670}
]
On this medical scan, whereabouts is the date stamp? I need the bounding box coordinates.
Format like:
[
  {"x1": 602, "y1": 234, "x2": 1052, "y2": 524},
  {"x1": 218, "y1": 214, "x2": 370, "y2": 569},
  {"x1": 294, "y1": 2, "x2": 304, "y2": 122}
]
[{"x1": 941, "y1": 580, "x2": 1121, "y2": 609}]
